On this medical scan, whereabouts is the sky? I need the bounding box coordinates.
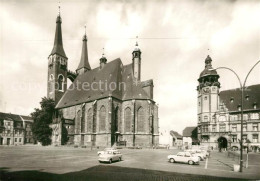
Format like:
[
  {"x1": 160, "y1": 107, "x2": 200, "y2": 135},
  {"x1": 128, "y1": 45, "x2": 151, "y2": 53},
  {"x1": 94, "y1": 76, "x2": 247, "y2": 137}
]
[{"x1": 0, "y1": 0, "x2": 260, "y2": 140}]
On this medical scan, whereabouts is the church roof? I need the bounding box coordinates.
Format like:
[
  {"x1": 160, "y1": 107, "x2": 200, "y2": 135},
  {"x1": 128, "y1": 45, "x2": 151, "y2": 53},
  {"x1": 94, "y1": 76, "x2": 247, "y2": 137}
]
[
  {"x1": 76, "y1": 34, "x2": 91, "y2": 71},
  {"x1": 56, "y1": 58, "x2": 151, "y2": 109},
  {"x1": 182, "y1": 126, "x2": 197, "y2": 137},
  {"x1": 219, "y1": 84, "x2": 260, "y2": 112},
  {"x1": 49, "y1": 15, "x2": 67, "y2": 58}
]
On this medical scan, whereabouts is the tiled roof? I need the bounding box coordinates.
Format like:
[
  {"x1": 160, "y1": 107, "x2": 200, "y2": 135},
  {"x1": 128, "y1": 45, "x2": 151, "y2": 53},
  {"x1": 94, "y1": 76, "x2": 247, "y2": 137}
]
[
  {"x1": 219, "y1": 84, "x2": 260, "y2": 112},
  {"x1": 170, "y1": 130, "x2": 182, "y2": 139},
  {"x1": 182, "y1": 126, "x2": 196, "y2": 137},
  {"x1": 56, "y1": 58, "x2": 151, "y2": 109},
  {"x1": 0, "y1": 112, "x2": 31, "y2": 122}
]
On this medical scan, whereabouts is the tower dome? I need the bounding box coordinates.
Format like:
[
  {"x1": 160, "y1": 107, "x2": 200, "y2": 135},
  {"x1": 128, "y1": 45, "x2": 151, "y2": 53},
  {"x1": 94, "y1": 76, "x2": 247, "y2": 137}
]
[{"x1": 197, "y1": 55, "x2": 220, "y2": 90}]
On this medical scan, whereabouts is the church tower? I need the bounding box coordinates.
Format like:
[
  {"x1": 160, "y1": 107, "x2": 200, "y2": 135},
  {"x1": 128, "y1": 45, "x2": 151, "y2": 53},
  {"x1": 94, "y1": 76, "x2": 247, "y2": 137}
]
[
  {"x1": 132, "y1": 41, "x2": 141, "y2": 81},
  {"x1": 47, "y1": 12, "x2": 68, "y2": 104},
  {"x1": 76, "y1": 28, "x2": 91, "y2": 75},
  {"x1": 197, "y1": 55, "x2": 220, "y2": 143}
]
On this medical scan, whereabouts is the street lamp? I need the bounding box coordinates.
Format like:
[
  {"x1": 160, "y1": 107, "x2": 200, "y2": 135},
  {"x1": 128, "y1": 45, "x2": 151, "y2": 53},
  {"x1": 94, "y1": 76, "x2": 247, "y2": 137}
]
[{"x1": 210, "y1": 60, "x2": 260, "y2": 172}]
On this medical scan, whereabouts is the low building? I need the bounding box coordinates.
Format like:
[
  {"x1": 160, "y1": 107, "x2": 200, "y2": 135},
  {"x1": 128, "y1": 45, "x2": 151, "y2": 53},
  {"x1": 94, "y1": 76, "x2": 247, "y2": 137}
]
[
  {"x1": 169, "y1": 130, "x2": 182, "y2": 148},
  {"x1": 182, "y1": 126, "x2": 198, "y2": 149},
  {"x1": 0, "y1": 112, "x2": 34, "y2": 145}
]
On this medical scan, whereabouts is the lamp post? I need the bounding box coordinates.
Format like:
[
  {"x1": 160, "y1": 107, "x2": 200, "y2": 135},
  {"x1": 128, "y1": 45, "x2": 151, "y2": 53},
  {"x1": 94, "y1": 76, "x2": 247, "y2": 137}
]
[{"x1": 212, "y1": 60, "x2": 260, "y2": 172}]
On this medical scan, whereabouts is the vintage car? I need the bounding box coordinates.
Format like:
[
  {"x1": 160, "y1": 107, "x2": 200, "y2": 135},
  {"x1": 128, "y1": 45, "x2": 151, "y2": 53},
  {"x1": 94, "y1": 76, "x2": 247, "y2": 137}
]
[
  {"x1": 167, "y1": 152, "x2": 200, "y2": 165},
  {"x1": 97, "y1": 148, "x2": 118, "y2": 156},
  {"x1": 98, "y1": 150, "x2": 122, "y2": 163},
  {"x1": 185, "y1": 150, "x2": 206, "y2": 161}
]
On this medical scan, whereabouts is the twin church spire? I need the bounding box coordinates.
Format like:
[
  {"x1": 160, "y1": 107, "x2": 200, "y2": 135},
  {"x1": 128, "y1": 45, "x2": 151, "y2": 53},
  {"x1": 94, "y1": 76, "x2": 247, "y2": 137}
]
[{"x1": 49, "y1": 8, "x2": 141, "y2": 76}]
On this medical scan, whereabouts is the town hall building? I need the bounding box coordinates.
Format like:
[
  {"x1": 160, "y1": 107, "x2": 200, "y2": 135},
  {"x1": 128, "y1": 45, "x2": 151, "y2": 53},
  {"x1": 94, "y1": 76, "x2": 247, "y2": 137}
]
[
  {"x1": 197, "y1": 55, "x2": 260, "y2": 151},
  {"x1": 48, "y1": 12, "x2": 159, "y2": 147}
]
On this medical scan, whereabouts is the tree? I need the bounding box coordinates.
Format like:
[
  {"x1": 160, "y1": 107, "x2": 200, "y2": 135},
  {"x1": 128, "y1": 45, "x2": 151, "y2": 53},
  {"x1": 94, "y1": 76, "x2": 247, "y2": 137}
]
[{"x1": 31, "y1": 97, "x2": 55, "y2": 146}]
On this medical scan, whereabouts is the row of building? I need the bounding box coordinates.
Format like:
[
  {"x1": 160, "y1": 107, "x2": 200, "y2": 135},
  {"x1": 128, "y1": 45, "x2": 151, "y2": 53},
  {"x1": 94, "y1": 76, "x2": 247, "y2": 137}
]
[{"x1": 0, "y1": 112, "x2": 34, "y2": 145}]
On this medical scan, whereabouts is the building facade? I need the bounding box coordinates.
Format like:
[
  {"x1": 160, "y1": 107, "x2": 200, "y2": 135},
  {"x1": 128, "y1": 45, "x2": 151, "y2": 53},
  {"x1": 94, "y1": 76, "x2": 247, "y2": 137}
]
[
  {"x1": 0, "y1": 112, "x2": 34, "y2": 145},
  {"x1": 169, "y1": 130, "x2": 182, "y2": 148},
  {"x1": 49, "y1": 13, "x2": 159, "y2": 147},
  {"x1": 197, "y1": 56, "x2": 260, "y2": 150}
]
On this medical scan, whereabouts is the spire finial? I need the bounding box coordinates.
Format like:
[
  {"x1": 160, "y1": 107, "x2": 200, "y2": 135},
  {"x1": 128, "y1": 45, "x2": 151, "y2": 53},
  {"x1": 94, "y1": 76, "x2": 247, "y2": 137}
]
[
  {"x1": 135, "y1": 36, "x2": 138, "y2": 47},
  {"x1": 84, "y1": 24, "x2": 86, "y2": 36},
  {"x1": 102, "y1": 47, "x2": 105, "y2": 57},
  {"x1": 58, "y1": 1, "x2": 61, "y2": 16}
]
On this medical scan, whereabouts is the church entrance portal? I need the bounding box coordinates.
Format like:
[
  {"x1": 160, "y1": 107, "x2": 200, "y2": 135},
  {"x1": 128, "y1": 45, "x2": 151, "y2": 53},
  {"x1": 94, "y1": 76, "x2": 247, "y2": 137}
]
[{"x1": 218, "y1": 137, "x2": 228, "y2": 151}]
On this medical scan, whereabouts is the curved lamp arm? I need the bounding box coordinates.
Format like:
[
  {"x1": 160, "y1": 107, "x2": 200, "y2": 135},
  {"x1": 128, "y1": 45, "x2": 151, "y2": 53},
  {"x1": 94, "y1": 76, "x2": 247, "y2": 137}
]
[
  {"x1": 243, "y1": 60, "x2": 260, "y2": 88},
  {"x1": 209, "y1": 67, "x2": 242, "y2": 89}
]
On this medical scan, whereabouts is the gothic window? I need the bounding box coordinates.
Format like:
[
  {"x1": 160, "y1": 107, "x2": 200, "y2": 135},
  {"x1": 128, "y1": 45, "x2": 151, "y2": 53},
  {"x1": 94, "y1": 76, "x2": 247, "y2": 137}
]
[
  {"x1": 99, "y1": 106, "x2": 106, "y2": 132},
  {"x1": 81, "y1": 110, "x2": 85, "y2": 133},
  {"x1": 76, "y1": 110, "x2": 81, "y2": 134},
  {"x1": 58, "y1": 75, "x2": 64, "y2": 91},
  {"x1": 87, "y1": 108, "x2": 93, "y2": 133},
  {"x1": 124, "y1": 107, "x2": 131, "y2": 133},
  {"x1": 137, "y1": 107, "x2": 145, "y2": 132}
]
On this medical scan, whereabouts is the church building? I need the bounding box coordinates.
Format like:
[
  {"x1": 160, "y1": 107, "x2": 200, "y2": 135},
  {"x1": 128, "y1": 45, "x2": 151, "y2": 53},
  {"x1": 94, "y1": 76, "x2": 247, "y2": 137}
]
[
  {"x1": 48, "y1": 12, "x2": 159, "y2": 147},
  {"x1": 197, "y1": 56, "x2": 260, "y2": 150}
]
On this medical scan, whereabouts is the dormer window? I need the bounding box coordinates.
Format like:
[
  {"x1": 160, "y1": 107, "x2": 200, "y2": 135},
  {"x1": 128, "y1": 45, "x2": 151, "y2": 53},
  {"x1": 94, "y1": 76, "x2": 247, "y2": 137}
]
[
  {"x1": 253, "y1": 103, "x2": 257, "y2": 109},
  {"x1": 245, "y1": 95, "x2": 249, "y2": 101},
  {"x1": 238, "y1": 105, "x2": 241, "y2": 111},
  {"x1": 230, "y1": 97, "x2": 234, "y2": 103}
]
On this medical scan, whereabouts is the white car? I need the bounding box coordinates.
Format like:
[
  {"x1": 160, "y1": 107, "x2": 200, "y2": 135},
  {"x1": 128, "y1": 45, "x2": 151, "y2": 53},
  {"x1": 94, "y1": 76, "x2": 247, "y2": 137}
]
[
  {"x1": 186, "y1": 150, "x2": 206, "y2": 161},
  {"x1": 167, "y1": 152, "x2": 200, "y2": 165},
  {"x1": 98, "y1": 150, "x2": 122, "y2": 163},
  {"x1": 97, "y1": 148, "x2": 118, "y2": 156}
]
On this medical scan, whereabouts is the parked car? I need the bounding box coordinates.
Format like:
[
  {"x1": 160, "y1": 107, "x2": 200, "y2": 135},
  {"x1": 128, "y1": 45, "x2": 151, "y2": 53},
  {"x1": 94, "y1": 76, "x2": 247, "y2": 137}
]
[
  {"x1": 97, "y1": 148, "x2": 118, "y2": 156},
  {"x1": 98, "y1": 150, "x2": 122, "y2": 163},
  {"x1": 167, "y1": 152, "x2": 200, "y2": 165},
  {"x1": 186, "y1": 150, "x2": 206, "y2": 160}
]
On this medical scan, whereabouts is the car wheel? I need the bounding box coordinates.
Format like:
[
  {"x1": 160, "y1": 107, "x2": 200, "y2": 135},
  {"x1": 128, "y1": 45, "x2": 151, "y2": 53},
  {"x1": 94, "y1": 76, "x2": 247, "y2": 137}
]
[
  {"x1": 188, "y1": 160, "x2": 194, "y2": 165},
  {"x1": 199, "y1": 156, "x2": 203, "y2": 161},
  {"x1": 109, "y1": 159, "x2": 112, "y2": 164},
  {"x1": 119, "y1": 157, "x2": 121, "y2": 161},
  {"x1": 169, "y1": 158, "x2": 175, "y2": 163}
]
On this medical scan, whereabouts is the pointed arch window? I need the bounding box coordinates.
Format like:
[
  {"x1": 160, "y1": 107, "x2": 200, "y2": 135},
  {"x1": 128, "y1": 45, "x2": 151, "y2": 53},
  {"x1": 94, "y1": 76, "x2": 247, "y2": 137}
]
[
  {"x1": 99, "y1": 106, "x2": 106, "y2": 132},
  {"x1": 58, "y1": 75, "x2": 64, "y2": 91},
  {"x1": 76, "y1": 110, "x2": 81, "y2": 134},
  {"x1": 124, "y1": 107, "x2": 131, "y2": 133},
  {"x1": 137, "y1": 107, "x2": 145, "y2": 133},
  {"x1": 87, "y1": 108, "x2": 93, "y2": 133}
]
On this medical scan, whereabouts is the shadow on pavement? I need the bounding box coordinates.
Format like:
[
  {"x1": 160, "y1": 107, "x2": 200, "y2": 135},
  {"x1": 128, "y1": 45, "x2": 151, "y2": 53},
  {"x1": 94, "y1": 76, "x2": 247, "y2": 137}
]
[{"x1": 0, "y1": 166, "x2": 251, "y2": 181}]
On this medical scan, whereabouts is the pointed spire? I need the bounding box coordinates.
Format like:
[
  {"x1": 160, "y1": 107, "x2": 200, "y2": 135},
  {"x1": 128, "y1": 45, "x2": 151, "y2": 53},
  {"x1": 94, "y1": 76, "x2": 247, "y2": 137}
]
[
  {"x1": 76, "y1": 25, "x2": 91, "y2": 73},
  {"x1": 50, "y1": 3, "x2": 67, "y2": 58}
]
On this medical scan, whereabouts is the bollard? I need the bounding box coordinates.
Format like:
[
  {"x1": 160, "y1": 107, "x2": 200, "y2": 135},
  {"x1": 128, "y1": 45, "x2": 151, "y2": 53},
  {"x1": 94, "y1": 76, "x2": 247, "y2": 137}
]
[{"x1": 205, "y1": 157, "x2": 208, "y2": 169}]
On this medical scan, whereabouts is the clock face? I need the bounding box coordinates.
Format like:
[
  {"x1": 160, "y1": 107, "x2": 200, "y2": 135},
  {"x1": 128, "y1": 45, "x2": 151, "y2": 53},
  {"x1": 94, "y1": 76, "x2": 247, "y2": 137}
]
[{"x1": 202, "y1": 88, "x2": 210, "y2": 93}]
